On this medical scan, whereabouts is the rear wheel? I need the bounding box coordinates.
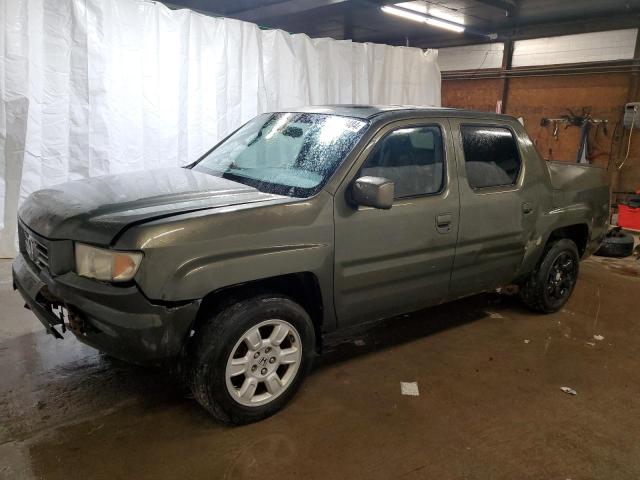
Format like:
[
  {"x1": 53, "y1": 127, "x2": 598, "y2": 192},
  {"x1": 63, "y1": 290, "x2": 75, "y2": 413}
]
[
  {"x1": 519, "y1": 239, "x2": 580, "y2": 313},
  {"x1": 188, "y1": 294, "x2": 315, "y2": 425}
]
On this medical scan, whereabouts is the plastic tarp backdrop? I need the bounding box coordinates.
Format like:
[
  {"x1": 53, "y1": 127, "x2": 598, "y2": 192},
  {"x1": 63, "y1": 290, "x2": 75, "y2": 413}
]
[{"x1": 0, "y1": 0, "x2": 441, "y2": 257}]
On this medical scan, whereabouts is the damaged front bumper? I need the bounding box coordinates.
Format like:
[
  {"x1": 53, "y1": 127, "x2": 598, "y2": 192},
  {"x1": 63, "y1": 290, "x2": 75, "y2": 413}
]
[{"x1": 12, "y1": 253, "x2": 200, "y2": 365}]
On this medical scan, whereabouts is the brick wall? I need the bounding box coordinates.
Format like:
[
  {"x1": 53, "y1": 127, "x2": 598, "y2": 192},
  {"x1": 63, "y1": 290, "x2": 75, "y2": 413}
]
[
  {"x1": 507, "y1": 74, "x2": 628, "y2": 166},
  {"x1": 441, "y1": 78, "x2": 502, "y2": 113},
  {"x1": 442, "y1": 73, "x2": 640, "y2": 192},
  {"x1": 438, "y1": 28, "x2": 640, "y2": 193}
]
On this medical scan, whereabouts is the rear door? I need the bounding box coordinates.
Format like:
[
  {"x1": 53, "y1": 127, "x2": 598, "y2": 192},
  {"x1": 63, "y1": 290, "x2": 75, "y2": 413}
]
[
  {"x1": 447, "y1": 118, "x2": 538, "y2": 298},
  {"x1": 333, "y1": 118, "x2": 460, "y2": 327}
]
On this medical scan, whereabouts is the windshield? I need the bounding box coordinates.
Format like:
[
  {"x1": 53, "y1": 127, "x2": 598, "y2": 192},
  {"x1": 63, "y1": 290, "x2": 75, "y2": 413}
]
[{"x1": 192, "y1": 113, "x2": 368, "y2": 198}]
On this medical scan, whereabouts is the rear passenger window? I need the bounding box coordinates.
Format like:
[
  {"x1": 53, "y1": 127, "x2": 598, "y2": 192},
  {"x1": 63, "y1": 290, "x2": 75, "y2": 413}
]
[
  {"x1": 460, "y1": 125, "x2": 521, "y2": 189},
  {"x1": 361, "y1": 126, "x2": 445, "y2": 198}
]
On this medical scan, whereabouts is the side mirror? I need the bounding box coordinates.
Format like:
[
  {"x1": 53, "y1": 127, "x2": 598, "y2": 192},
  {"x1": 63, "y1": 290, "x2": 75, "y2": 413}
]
[{"x1": 352, "y1": 176, "x2": 394, "y2": 210}]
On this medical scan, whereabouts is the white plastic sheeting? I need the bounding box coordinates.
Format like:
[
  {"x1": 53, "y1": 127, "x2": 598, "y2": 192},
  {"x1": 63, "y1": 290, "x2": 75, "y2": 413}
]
[{"x1": 0, "y1": 0, "x2": 440, "y2": 257}]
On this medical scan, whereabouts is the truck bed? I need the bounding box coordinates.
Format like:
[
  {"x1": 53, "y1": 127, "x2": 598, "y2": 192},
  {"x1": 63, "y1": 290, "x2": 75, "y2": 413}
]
[{"x1": 546, "y1": 161, "x2": 609, "y2": 212}]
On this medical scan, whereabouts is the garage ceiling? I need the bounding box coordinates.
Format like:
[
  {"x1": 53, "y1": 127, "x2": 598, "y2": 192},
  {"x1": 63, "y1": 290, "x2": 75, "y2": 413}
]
[{"x1": 164, "y1": 0, "x2": 640, "y2": 48}]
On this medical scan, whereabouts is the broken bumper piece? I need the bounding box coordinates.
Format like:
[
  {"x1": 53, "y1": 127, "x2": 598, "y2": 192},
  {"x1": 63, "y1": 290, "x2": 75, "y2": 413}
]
[{"x1": 12, "y1": 253, "x2": 200, "y2": 365}]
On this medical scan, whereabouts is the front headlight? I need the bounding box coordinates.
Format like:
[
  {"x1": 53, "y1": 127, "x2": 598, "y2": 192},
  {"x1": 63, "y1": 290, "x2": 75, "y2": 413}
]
[{"x1": 75, "y1": 243, "x2": 143, "y2": 282}]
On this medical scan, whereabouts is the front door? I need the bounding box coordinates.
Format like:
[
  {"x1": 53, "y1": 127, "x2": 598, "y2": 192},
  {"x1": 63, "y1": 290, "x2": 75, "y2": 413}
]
[
  {"x1": 333, "y1": 118, "x2": 460, "y2": 327},
  {"x1": 447, "y1": 119, "x2": 537, "y2": 298}
]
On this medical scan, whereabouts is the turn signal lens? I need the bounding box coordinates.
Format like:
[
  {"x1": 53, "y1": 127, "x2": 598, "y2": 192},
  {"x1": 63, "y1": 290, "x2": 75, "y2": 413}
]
[{"x1": 75, "y1": 243, "x2": 143, "y2": 282}]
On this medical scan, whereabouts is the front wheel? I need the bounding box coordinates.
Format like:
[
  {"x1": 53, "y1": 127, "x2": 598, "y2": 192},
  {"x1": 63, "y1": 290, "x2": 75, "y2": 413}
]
[
  {"x1": 519, "y1": 239, "x2": 580, "y2": 314},
  {"x1": 188, "y1": 294, "x2": 315, "y2": 425}
]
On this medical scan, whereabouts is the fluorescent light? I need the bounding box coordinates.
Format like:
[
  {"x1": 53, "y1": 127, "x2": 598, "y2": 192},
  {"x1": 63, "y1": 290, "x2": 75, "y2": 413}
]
[
  {"x1": 426, "y1": 17, "x2": 465, "y2": 33},
  {"x1": 381, "y1": 5, "x2": 426, "y2": 23},
  {"x1": 381, "y1": 4, "x2": 465, "y2": 34}
]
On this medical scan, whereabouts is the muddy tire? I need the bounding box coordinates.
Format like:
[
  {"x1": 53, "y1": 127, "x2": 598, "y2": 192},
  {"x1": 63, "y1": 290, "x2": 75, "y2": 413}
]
[
  {"x1": 188, "y1": 294, "x2": 315, "y2": 425},
  {"x1": 519, "y1": 239, "x2": 580, "y2": 314}
]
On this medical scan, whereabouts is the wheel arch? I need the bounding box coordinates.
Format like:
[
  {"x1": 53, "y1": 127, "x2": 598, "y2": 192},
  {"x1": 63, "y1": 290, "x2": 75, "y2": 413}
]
[
  {"x1": 546, "y1": 223, "x2": 590, "y2": 257},
  {"x1": 187, "y1": 272, "x2": 325, "y2": 353}
]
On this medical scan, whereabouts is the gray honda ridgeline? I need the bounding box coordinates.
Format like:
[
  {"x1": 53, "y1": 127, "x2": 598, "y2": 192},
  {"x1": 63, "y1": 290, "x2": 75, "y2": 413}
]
[{"x1": 14, "y1": 106, "x2": 609, "y2": 424}]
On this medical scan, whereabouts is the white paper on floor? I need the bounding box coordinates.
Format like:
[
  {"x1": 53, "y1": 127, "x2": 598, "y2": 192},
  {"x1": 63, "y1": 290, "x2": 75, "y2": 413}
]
[{"x1": 400, "y1": 382, "x2": 420, "y2": 396}]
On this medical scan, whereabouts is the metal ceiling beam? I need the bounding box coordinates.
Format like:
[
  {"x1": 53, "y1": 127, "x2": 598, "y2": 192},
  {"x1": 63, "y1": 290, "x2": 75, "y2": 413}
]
[
  {"x1": 268, "y1": 1, "x2": 492, "y2": 42},
  {"x1": 472, "y1": 0, "x2": 518, "y2": 16},
  {"x1": 162, "y1": 1, "x2": 223, "y2": 16},
  {"x1": 228, "y1": 0, "x2": 400, "y2": 26},
  {"x1": 270, "y1": 8, "x2": 440, "y2": 45},
  {"x1": 166, "y1": 0, "x2": 639, "y2": 51},
  {"x1": 229, "y1": 0, "x2": 352, "y2": 23}
]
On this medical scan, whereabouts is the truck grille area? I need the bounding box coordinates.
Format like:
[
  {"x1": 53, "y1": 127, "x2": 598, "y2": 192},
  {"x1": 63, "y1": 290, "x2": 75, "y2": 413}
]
[{"x1": 19, "y1": 224, "x2": 50, "y2": 271}]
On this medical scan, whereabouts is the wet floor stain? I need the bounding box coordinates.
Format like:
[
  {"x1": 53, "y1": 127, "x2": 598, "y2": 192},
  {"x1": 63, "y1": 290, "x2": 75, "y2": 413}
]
[{"x1": 589, "y1": 254, "x2": 640, "y2": 278}]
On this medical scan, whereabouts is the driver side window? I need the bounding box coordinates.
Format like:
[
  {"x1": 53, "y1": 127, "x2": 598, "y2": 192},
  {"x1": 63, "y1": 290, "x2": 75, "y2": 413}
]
[{"x1": 360, "y1": 125, "x2": 445, "y2": 199}]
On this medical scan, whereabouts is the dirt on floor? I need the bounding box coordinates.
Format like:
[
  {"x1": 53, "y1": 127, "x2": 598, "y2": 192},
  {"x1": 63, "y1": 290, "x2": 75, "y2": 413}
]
[{"x1": 1, "y1": 255, "x2": 639, "y2": 480}]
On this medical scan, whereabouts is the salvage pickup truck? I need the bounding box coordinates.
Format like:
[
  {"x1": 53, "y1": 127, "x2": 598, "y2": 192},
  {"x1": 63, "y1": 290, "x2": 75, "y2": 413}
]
[{"x1": 13, "y1": 106, "x2": 609, "y2": 424}]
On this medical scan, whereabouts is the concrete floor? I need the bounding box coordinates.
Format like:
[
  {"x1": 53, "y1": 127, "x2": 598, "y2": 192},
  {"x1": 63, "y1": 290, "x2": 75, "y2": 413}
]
[{"x1": 1, "y1": 255, "x2": 640, "y2": 480}]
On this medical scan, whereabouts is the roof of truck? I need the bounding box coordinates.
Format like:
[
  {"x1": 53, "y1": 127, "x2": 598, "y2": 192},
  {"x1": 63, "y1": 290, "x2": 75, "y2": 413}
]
[{"x1": 277, "y1": 104, "x2": 514, "y2": 122}]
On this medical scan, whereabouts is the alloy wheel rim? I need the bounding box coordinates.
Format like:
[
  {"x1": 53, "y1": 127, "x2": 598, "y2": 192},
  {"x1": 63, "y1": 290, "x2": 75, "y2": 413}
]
[
  {"x1": 546, "y1": 252, "x2": 576, "y2": 302},
  {"x1": 225, "y1": 319, "x2": 302, "y2": 407}
]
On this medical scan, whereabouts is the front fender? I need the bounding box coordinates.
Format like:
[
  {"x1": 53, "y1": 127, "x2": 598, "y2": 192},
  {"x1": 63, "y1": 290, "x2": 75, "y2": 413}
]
[
  {"x1": 165, "y1": 243, "x2": 333, "y2": 299},
  {"x1": 116, "y1": 191, "x2": 335, "y2": 313}
]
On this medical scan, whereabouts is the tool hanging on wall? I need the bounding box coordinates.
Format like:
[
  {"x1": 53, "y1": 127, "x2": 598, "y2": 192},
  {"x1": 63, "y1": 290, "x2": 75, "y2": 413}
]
[
  {"x1": 540, "y1": 108, "x2": 608, "y2": 163},
  {"x1": 576, "y1": 121, "x2": 591, "y2": 164},
  {"x1": 539, "y1": 117, "x2": 560, "y2": 140}
]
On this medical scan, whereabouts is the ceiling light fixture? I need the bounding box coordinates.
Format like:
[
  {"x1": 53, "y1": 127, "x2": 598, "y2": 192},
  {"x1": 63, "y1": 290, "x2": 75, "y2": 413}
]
[
  {"x1": 381, "y1": 5, "x2": 426, "y2": 22},
  {"x1": 381, "y1": 5, "x2": 465, "y2": 33},
  {"x1": 425, "y1": 17, "x2": 465, "y2": 33}
]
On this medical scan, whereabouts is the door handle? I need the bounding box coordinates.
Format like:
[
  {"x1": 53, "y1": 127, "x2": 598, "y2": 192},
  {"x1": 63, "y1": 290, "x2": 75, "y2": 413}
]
[
  {"x1": 436, "y1": 213, "x2": 453, "y2": 233},
  {"x1": 522, "y1": 202, "x2": 534, "y2": 214}
]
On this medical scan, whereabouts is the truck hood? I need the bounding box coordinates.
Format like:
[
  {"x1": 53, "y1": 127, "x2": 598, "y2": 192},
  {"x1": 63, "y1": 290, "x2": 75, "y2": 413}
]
[{"x1": 19, "y1": 167, "x2": 288, "y2": 244}]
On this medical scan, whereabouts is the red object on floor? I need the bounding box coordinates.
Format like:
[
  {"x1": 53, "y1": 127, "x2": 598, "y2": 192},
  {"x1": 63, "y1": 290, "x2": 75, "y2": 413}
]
[{"x1": 618, "y1": 204, "x2": 640, "y2": 231}]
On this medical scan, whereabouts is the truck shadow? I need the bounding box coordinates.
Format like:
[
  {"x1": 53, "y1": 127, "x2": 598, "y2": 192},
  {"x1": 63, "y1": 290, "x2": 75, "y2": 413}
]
[{"x1": 315, "y1": 291, "x2": 526, "y2": 370}]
